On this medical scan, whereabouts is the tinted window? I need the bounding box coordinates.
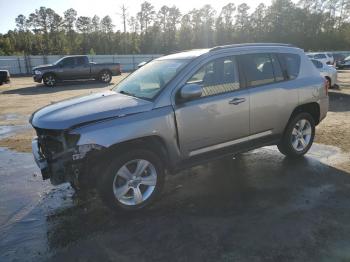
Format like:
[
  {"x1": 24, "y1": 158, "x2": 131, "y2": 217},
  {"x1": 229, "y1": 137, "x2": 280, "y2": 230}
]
[
  {"x1": 61, "y1": 57, "x2": 75, "y2": 67},
  {"x1": 76, "y1": 57, "x2": 86, "y2": 65},
  {"x1": 279, "y1": 53, "x2": 301, "y2": 80},
  {"x1": 240, "y1": 53, "x2": 276, "y2": 87},
  {"x1": 311, "y1": 59, "x2": 323, "y2": 69},
  {"x1": 187, "y1": 56, "x2": 239, "y2": 97},
  {"x1": 314, "y1": 54, "x2": 326, "y2": 59}
]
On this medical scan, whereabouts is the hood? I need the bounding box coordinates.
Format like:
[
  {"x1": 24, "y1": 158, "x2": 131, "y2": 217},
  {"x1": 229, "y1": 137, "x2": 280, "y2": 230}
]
[
  {"x1": 31, "y1": 91, "x2": 153, "y2": 130},
  {"x1": 33, "y1": 64, "x2": 55, "y2": 71}
]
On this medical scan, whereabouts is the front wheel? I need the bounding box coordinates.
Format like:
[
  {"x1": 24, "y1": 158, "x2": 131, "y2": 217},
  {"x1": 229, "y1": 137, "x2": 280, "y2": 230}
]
[
  {"x1": 43, "y1": 73, "x2": 57, "y2": 87},
  {"x1": 277, "y1": 113, "x2": 315, "y2": 158},
  {"x1": 98, "y1": 149, "x2": 165, "y2": 211}
]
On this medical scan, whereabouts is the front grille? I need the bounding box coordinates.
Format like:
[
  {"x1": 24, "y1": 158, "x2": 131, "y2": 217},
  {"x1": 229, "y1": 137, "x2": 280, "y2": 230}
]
[{"x1": 35, "y1": 128, "x2": 64, "y2": 159}]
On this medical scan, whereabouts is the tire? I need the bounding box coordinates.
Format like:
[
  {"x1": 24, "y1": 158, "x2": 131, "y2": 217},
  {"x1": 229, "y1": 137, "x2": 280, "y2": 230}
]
[
  {"x1": 43, "y1": 73, "x2": 57, "y2": 87},
  {"x1": 98, "y1": 149, "x2": 165, "y2": 211},
  {"x1": 99, "y1": 70, "x2": 112, "y2": 83},
  {"x1": 277, "y1": 112, "x2": 315, "y2": 158}
]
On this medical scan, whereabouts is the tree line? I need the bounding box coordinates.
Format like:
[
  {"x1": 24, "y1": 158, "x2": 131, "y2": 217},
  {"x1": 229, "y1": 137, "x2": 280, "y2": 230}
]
[{"x1": 1, "y1": 0, "x2": 350, "y2": 56}]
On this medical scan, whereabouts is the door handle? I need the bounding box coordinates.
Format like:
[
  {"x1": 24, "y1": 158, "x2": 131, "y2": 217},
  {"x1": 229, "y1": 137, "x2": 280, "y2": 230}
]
[{"x1": 229, "y1": 97, "x2": 246, "y2": 105}]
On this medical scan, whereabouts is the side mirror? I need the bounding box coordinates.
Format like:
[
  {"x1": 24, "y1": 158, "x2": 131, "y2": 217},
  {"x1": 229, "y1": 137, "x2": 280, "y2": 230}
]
[{"x1": 180, "y1": 84, "x2": 202, "y2": 101}]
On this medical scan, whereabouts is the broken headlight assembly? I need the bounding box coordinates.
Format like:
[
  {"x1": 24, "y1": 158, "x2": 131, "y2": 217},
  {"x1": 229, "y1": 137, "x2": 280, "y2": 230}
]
[
  {"x1": 72, "y1": 144, "x2": 104, "y2": 161},
  {"x1": 65, "y1": 133, "x2": 81, "y2": 148}
]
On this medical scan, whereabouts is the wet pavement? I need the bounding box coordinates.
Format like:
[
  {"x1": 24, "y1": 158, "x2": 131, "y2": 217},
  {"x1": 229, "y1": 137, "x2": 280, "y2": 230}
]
[
  {"x1": 0, "y1": 125, "x2": 30, "y2": 140},
  {"x1": 0, "y1": 144, "x2": 350, "y2": 262}
]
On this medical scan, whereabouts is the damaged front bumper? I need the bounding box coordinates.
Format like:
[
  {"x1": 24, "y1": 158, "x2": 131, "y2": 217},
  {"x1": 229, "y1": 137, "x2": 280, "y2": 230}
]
[
  {"x1": 32, "y1": 136, "x2": 80, "y2": 185},
  {"x1": 32, "y1": 135, "x2": 104, "y2": 186},
  {"x1": 32, "y1": 137, "x2": 50, "y2": 179}
]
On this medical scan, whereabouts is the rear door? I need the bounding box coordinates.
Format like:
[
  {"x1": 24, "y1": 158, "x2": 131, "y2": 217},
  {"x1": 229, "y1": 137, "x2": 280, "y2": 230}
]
[
  {"x1": 174, "y1": 55, "x2": 250, "y2": 157},
  {"x1": 239, "y1": 52, "x2": 299, "y2": 136}
]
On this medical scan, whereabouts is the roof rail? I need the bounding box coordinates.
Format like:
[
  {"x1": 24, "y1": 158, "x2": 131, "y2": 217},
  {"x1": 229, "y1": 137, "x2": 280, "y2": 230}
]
[{"x1": 210, "y1": 43, "x2": 294, "y2": 52}]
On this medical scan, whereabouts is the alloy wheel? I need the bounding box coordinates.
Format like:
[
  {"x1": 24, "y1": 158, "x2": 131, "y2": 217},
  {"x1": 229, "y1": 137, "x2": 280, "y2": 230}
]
[
  {"x1": 45, "y1": 75, "x2": 55, "y2": 87},
  {"x1": 291, "y1": 119, "x2": 312, "y2": 151},
  {"x1": 101, "y1": 72, "x2": 111, "y2": 82},
  {"x1": 112, "y1": 159, "x2": 157, "y2": 206}
]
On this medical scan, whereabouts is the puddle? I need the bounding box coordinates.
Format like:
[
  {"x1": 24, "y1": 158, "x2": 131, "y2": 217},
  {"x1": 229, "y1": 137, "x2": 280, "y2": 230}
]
[
  {"x1": 0, "y1": 113, "x2": 28, "y2": 122},
  {"x1": 0, "y1": 125, "x2": 31, "y2": 140}
]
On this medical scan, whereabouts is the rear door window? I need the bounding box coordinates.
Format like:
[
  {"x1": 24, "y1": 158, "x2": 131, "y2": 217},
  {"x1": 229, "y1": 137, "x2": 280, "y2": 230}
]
[
  {"x1": 271, "y1": 54, "x2": 284, "y2": 82},
  {"x1": 278, "y1": 53, "x2": 301, "y2": 80},
  {"x1": 239, "y1": 53, "x2": 276, "y2": 87}
]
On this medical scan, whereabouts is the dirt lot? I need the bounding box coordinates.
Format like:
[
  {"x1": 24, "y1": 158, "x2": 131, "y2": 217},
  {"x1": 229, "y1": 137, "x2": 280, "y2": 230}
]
[{"x1": 1, "y1": 72, "x2": 350, "y2": 262}]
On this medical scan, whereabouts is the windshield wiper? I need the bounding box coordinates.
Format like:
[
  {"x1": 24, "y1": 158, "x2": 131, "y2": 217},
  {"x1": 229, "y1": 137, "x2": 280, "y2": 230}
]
[
  {"x1": 119, "y1": 90, "x2": 151, "y2": 101},
  {"x1": 119, "y1": 90, "x2": 137, "y2": 97}
]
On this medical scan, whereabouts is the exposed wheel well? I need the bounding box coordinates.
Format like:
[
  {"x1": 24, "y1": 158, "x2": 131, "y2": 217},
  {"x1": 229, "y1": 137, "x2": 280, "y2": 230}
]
[
  {"x1": 289, "y1": 102, "x2": 320, "y2": 126},
  {"x1": 86, "y1": 136, "x2": 170, "y2": 183}
]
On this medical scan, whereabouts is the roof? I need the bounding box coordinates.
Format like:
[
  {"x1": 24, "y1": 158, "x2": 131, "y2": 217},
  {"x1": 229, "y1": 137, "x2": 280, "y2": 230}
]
[
  {"x1": 158, "y1": 49, "x2": 209, "y2": 60},
  {"x1": 158, "y1": 43, "x2": 296, "y2": 60}
]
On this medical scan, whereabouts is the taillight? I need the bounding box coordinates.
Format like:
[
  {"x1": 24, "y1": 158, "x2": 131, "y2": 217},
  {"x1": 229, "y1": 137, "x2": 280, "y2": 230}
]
[{"x1": 324, "y1": 79, "x2": 328, "y2": 96}]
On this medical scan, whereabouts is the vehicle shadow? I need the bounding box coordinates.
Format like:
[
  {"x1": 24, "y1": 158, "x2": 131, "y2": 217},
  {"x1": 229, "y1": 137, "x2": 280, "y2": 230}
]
[
  {"x1": 1, "y1": 80, "x2": 114, "y2": 96},
  {"x1": 328, "y1": 90, "x2": 350, "y2": 112},
  {"x1": 43, "y1": 146, "x2": 350, "y2": 262}
]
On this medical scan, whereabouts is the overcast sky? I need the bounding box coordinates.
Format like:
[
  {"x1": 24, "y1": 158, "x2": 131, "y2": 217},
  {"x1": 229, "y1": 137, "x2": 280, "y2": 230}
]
[{"x1": 0, "y1": 0, "x2": 277, "y2": 33}]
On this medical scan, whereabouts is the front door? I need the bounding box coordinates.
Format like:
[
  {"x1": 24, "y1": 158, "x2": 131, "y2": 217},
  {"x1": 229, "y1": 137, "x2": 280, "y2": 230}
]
[
  {"x1": 74, "y1": 56, "x2": 91, "y2": 79},
  {"x1": 174, "y1": 56, "x2": 250, "y2": 157}
]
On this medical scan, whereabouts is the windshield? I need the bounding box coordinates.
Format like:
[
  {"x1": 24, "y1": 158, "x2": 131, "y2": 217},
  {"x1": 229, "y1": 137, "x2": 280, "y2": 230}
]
[
  {"x1": 314, "y1": 54, "x2": 326, "y2": 59},
  {"x1": 53, "y1": 57, "x2": 66, "y2": 65},
  {"x1": 113, "y1": 59, "x2": 189, "y2": 100}
]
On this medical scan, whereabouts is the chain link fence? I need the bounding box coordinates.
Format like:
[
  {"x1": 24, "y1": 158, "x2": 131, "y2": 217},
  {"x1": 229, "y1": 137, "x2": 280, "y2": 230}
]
[{"x1": 0, "y1": 54, "x2": 163, "y2": 75}]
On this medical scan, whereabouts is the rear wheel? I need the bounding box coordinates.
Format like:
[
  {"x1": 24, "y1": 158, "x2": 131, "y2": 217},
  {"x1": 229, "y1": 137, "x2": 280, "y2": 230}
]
[
  {"x1": 99, "y1": 70, "x2": 112, "y2": 83},
  {"x1": 277, "y1": 113, "x2": 315, "y2": 158},
  {"x1": 98, "y1": 149, "x2": 165, "y2": 211},
  {"x1": 43, "y1": 73, "x2": 57, "y2": 87}
]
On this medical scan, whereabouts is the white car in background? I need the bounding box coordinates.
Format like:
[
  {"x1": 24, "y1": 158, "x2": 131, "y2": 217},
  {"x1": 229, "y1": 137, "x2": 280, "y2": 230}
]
[
  {"x1": 336, "y1": 55, "x2": 350, "y2": 69},
  {"x1": 308, "y1": 53, "x2": 334, "y2": 65},
  {"x1": 311, "y1": 59, "x2": 338, "y2": 89}
]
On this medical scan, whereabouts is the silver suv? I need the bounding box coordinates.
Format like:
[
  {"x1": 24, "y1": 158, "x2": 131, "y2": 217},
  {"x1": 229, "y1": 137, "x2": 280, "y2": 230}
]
[{"x1": 30, "y1": 43, "x2": 329, "y2": 211}]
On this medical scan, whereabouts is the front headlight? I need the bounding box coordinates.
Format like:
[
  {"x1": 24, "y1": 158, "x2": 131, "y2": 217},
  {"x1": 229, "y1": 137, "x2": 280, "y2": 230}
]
[{"x1": 34, "y1": 70, "x2": 42, "y2": 75}]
